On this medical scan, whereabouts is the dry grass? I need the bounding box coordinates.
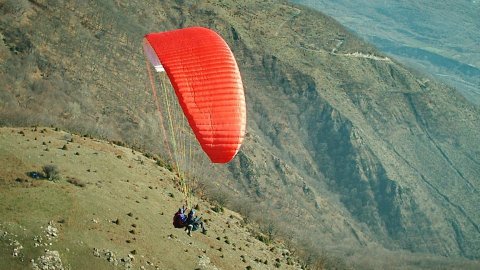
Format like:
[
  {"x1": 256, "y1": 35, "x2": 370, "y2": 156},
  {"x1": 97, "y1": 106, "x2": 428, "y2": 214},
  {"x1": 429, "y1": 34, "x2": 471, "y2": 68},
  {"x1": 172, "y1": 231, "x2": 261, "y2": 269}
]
[
  {"x1": 0, "y1": 127, "x2": 304, "y2": 269},
  {"x1": 66, "y1": 177, "x2": 87, "y2": 188}
]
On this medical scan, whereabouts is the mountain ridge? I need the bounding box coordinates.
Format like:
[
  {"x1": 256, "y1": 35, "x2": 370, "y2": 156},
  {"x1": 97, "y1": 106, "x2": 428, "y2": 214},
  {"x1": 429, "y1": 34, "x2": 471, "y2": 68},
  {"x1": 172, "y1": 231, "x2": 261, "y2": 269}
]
[{"x1": 291, "y1": 0, "x2": 480, "y2": 105}]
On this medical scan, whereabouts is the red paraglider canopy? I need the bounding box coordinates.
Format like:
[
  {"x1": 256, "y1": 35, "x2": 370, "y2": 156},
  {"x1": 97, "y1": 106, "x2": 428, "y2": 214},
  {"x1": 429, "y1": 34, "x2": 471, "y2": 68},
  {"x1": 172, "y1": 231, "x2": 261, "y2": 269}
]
[{"x1": 144, "y1": 27, "x2": 246, "y2": 163}]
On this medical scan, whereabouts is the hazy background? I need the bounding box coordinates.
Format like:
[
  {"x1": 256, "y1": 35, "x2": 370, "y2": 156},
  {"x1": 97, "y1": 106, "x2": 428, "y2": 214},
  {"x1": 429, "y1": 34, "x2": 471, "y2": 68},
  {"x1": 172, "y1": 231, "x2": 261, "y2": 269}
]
[{"x1": 291, "y1": 0, "x2": 480, "y2": 105}]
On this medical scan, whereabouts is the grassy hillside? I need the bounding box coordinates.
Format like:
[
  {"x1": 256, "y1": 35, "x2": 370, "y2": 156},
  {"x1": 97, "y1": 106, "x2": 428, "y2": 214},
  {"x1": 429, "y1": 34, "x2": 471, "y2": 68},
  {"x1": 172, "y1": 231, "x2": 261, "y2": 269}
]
[
  {"x1": 1, "y1": 0, "x2": 479, "y2": 269},
  {"x1": 0, "y1": 127, "x2": 302, "y2": 269}
]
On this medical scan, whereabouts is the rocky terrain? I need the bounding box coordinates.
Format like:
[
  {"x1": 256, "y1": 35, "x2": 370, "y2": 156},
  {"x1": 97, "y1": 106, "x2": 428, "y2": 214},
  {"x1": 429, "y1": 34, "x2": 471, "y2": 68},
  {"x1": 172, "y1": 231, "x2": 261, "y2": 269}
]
[{"x1": 1, "y1": 0, "x2": 479, "y2": 269}]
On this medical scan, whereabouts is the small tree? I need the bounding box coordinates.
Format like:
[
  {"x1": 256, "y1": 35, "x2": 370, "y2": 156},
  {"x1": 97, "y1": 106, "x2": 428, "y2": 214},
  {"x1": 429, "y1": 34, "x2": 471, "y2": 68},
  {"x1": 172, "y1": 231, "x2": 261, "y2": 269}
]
[
  {"x1": 264, "y1": 221, "x2": 277, "y2": 244},
  {"x1": 42, "y1": 164, "x2": 60, "y2": 181}
]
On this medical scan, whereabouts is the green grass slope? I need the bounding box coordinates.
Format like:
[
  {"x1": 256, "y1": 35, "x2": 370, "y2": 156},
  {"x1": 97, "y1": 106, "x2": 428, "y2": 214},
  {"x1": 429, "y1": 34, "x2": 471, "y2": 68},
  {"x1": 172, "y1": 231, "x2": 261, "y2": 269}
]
[{"x1": 0, "y1": 127, "x2": 300, "y2": 270}]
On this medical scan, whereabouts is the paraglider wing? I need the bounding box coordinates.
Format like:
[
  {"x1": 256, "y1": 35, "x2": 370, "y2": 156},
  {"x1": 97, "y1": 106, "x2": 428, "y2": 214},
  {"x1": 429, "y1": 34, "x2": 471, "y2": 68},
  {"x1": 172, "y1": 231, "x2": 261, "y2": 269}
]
[{"x1": 144, "y1": 27, "x2": 246, "y2": 163}]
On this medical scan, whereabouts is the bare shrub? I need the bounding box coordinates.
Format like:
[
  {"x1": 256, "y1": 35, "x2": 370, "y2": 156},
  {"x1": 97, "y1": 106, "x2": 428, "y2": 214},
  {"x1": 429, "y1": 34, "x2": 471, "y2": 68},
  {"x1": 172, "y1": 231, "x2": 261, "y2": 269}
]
[
  {"x1": 230, "y1": 197, "x2": 255, "y2": 224},
  {"x1": 42, "y1": 164, "x2": 60, "y2": 181},
  {"x1": 262, "y1": 221, "x2": 277, "y2": 244},
  {"x1": 294, "y1": 239, "x2": 349, "y2": 270},
  {"x1": 207, "y1": 187, "x2": 229, "y2": 213},
  {"x1": 255, "y1": 232, "x2": 271, "y2": 245},
  {"x1": 211, "y1": 203, "x2": 224, "y2": 213},
  {"x1": 189, "y1": 178, "x2": 207, "y2": 199}
]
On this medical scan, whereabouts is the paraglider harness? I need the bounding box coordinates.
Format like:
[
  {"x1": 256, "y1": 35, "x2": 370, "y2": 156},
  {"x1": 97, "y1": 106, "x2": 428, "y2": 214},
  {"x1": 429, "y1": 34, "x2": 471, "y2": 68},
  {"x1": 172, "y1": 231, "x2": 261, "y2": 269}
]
[
  {"x1": 173, "y1": 207, "x2": 207, "y2": 236},
  {"x1": 186, "y1": 209, "x2": 204, "y2": 232},
  {"x1": 187, "y1": 216, "x2": 203, "y2": 232},
  {"x1": 173, "y1": 207, "x2": 187, "y2": 228}
]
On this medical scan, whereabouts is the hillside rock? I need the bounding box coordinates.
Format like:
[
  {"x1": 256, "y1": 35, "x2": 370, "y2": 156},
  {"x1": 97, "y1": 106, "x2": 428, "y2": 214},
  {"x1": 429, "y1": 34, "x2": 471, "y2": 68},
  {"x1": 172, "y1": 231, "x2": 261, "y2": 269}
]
[{"x1": 32, "y1": 250, "x2": 64, "y2": 270}]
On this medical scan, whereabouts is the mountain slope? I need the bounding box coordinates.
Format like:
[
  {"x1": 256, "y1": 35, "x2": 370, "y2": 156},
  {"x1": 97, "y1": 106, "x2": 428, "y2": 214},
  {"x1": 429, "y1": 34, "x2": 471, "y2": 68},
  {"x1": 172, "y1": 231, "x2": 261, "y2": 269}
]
[
  {"x1": 291, "y1": 0, "x2": 480, "y2": 105},
  {"x1": 0, "y1": 127, "x2": 301, "y2": 270},
  {"x1": 1, "y1": 0, "x2": 479, "y2": 268}
]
